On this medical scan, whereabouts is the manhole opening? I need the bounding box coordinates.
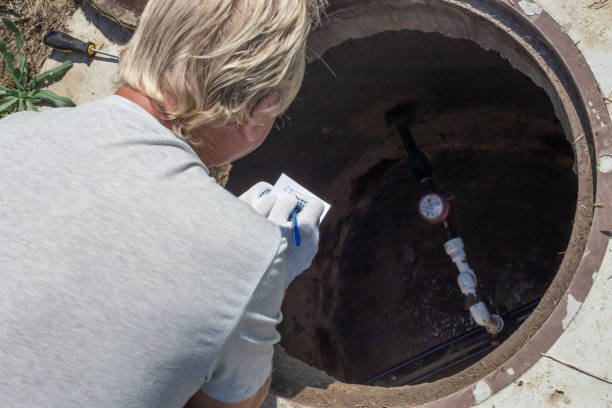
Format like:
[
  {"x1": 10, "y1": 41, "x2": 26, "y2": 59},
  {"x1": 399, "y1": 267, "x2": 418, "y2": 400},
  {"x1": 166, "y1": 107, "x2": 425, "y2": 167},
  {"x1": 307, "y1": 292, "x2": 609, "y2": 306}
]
[{"x1": 227, "y1": 28, "x2": 578, "y2": 387}]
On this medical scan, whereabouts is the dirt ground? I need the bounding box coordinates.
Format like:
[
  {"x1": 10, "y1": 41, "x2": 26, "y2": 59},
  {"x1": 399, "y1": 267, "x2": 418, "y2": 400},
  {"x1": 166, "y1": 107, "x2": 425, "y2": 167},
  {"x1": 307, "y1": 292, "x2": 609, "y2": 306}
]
[{"x1": 0, "y1": 0, "x2": 80, "y2": 89}]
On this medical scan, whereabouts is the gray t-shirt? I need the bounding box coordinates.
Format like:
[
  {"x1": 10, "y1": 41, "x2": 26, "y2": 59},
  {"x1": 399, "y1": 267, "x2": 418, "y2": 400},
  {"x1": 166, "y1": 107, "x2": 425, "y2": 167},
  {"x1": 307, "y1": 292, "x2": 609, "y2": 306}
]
[{"x1": 0, "y1": 95, "x2": 286, "y2": 407}]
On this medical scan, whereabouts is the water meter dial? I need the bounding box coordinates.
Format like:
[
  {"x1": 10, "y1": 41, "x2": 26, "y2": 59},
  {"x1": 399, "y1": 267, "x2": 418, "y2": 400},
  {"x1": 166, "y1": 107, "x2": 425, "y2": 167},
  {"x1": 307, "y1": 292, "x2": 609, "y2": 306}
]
[{"x1": 418, "y1": 193, "x2": 450, "y2": 224}]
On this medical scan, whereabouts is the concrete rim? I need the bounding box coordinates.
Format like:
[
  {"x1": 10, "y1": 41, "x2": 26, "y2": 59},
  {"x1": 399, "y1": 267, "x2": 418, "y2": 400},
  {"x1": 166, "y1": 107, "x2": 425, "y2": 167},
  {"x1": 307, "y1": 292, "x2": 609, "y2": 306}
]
[{"x1": 272, "y1": 1, "x2": 611, "y2": 406}]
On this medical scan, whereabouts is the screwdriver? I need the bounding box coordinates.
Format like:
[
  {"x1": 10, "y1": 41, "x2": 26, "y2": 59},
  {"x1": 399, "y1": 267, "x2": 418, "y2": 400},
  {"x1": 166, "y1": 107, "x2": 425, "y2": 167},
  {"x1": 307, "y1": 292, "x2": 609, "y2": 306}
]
[{"x1": 43, "y1": 31, "x2": 119, "y2": 60}]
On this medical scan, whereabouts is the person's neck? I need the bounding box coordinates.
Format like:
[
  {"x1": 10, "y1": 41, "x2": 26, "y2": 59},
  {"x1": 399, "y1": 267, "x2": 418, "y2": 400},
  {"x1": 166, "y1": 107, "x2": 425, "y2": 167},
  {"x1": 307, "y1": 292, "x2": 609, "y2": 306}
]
[
  {"x1": 114, "y1": 85, "x2": 216, "y2": 167},
  {"x1": 115, "y1": 85, "x2": 173, "y2": 131}
]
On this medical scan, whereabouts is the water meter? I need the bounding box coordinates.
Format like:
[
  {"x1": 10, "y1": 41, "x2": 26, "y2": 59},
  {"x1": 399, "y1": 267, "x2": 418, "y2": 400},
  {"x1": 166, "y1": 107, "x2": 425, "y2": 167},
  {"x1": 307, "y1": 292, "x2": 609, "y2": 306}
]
[{"x1": 418, "y1": 193, "x2": 450, "y2": 224}]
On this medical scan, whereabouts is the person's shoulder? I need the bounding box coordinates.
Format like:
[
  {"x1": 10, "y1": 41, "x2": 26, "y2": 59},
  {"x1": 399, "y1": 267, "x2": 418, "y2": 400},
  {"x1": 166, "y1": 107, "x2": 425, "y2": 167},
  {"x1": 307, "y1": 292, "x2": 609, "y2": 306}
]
[
  {"x1": 69, "y1": 95, "x2": 150, "y2": 126},
  {"x1": 203, "y1": 181, "x2": 281, "y2": 241},
  {"x1": 0, "y1": 96, "x2": 122, "y2": 133},
  {"x1": 0, "y1": 108, "x2": 44, "y2": 130},
  {"x1": 177, "y1": 179, "x2": 282, "y2": 264}
]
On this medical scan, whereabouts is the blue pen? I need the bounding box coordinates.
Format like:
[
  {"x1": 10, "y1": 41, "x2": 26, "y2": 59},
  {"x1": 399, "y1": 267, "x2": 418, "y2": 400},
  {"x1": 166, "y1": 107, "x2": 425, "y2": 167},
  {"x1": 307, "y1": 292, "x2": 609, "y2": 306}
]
[{"x1": 291, "y1": 208, "x2": 301, "y2": 247}]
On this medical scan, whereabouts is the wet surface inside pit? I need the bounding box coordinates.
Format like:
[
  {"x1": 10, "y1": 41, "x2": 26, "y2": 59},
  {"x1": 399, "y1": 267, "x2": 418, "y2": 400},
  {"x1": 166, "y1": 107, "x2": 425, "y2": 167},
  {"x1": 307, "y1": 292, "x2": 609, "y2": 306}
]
[{"x1": 226, "y1": 29, "x2": 577, "y2": 384}]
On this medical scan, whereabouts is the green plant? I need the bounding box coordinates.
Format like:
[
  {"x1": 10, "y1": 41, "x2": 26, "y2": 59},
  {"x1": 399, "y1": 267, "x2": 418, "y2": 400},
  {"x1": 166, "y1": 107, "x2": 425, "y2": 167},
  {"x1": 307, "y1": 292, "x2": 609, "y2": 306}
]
[{"x1": 0, "y1": 17, "x2": 75, "y2": 116}]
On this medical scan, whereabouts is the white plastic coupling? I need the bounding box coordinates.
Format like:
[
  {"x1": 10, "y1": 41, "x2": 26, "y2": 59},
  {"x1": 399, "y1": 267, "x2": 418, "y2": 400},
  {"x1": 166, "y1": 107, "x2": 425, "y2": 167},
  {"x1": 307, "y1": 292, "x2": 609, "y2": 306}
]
[
  {"x1": 469, "y1": 302, "x2": 504, "y2": 335},
  {"x1": 444, "y1": 238, "x2": 471, "y2": 273},
  {"x1": 445, "y1": 238, "x2": 477, "y2": 294},
  {"x1": 457, "y1": 270, "x2": 477, "y2": 295}
]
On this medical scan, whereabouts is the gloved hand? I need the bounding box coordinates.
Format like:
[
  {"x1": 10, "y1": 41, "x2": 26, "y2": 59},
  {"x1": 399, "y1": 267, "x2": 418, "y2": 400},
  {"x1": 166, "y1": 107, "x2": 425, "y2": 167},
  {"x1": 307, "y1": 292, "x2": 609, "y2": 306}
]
[
  {"x1": 239, "y1": 182, "x2": 325, "y2": 288},
  {"x1": 239, "y1": 181, "x2": 277, "y2": 217},
  {"x1": 268, "y1": 194, "x2": 324, "y2": 288}
]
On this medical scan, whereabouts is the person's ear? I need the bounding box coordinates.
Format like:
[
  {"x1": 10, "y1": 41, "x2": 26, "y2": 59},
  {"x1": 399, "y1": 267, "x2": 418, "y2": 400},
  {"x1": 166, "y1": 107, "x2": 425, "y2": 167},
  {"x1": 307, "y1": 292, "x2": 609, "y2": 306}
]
[{"x1": 240, "y1": 93, "x2": 280, "y2": 142}]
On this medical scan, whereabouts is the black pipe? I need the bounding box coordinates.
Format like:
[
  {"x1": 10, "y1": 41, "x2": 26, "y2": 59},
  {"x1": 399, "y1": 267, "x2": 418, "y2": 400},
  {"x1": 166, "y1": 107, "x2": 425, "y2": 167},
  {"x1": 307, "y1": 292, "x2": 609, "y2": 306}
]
[
  {"x1": 363, "y1": 299, "x2": 540, "y2": 386},
  {"x1": 363, "y1": 323, "x2": 486, "y2": 385},
  {"x1": 442, "y1": 217, "x2": 458, "y2": 241},
  {"x1": 407, "y1": 345, "x2": 494, "y2": 385},
  {"x1": 397, "y1": 122, "x2": 434, "y2": 184},
  {"x1": 384, "y1": 103, "x2": 433, "y2": 185}
]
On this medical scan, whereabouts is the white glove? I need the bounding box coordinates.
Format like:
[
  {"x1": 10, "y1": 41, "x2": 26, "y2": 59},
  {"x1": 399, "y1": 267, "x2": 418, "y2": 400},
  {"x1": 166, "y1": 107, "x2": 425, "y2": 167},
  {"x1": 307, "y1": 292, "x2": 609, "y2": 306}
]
[
  {"x1": 268, "y1": 194, "x2": 324, "y2": 289},
  {"x1": 239, "y1": 181, "x2": 277, "y2": 217},
  {"x1": 239, "y1": 182, "x2": 325, "y2": 288}
]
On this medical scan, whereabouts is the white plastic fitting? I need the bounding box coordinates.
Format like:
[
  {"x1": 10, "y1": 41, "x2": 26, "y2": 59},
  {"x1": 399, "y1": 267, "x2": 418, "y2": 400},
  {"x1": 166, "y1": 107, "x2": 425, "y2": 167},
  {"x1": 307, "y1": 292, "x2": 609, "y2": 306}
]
[
  {"x1": 445, "y1": 237, "x2": 504, "y2": 335},
  {"x1": 469, "y1": 302, "x2": 504, "y2": 335},
  {"x1": 457, "y1": 271, "x2": 477, "y2": 295},
  {"x1": 444, "y1": 238, "x2": 473, "y2": 274},
  {"x1": 444, "y1": 238, "x2": 477, "y2": 295}
]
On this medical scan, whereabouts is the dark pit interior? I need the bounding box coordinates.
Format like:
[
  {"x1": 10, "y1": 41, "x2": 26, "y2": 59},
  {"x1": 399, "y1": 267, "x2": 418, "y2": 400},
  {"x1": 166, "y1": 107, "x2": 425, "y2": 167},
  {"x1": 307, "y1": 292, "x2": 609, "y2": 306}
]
[{"x1": 226, "y1": 30, "x2": 577, "y2": 385}]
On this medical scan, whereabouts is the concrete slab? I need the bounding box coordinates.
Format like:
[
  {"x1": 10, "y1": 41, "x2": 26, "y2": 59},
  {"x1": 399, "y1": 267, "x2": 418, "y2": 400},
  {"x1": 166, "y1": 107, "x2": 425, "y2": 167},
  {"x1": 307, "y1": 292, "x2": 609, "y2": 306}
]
[
  {"x1": 473, "y1": 239, "x2": 612, "y2": 407},
  {"x1": 41, "y1": 4, "x2": 130, "y2": 105},
  {"x1": 545, "y1": 243, "x2": 612, "y2": 379},
  {"x1": 536, "y1": 0, "x2": 612, "y2": 102},
  {"x1": 475, "y1": 356, "x2": 612, "y2": 407}
]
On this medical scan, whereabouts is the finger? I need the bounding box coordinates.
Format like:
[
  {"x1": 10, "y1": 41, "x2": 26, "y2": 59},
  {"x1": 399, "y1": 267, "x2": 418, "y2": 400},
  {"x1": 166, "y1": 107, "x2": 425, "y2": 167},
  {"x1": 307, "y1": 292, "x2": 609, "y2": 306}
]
[
  {"x1": 252, "y1": 193, "x2": 277, "y2": 217},
  {"x1": 238, "y1": 181, "x2": 273, "y2": 203},
  {"x1": 298, "y1": 198, "x2": 325, "y2": 228},
  {"x1": 269, "y1": 196, "x2": 298, "y2": 225}
]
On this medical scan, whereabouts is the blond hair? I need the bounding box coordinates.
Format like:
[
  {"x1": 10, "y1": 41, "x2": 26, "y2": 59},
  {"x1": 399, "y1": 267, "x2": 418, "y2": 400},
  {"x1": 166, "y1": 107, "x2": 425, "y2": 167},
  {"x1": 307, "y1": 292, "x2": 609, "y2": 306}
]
[{"x1": 119, "y1": 0, "x2": 326, "y2": 142}]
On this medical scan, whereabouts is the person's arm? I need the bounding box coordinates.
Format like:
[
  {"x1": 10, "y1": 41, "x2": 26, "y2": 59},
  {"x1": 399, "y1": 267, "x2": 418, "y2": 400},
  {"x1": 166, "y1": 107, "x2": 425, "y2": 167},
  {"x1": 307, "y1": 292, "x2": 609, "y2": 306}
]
[
  {"x1": 184, "y1": 239, "x2": 286, "y2": 408},
  {"x1": 184, "y1": 376, "x2": 271, "y2": 408}
]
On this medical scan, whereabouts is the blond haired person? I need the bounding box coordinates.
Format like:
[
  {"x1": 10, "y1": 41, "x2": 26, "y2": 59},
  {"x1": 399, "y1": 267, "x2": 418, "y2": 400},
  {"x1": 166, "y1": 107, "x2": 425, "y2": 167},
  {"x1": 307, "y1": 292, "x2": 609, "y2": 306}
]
[{"x1": 0, "y1": 1, "x2": 325, "y2": 407}]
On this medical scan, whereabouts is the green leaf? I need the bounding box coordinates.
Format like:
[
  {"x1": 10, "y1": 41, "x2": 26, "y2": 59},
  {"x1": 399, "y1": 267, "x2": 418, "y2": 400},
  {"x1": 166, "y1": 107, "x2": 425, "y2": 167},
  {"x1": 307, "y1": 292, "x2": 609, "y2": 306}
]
[
  {"x1": 25, "y1": 99, "x2": 38, "y2": 112},
  {"x1": 29, "y1": 61, "x2": 73, "y2": 90},
  {"x1": 0, "y1": 86, "x2": 18, "y2": 97},
  {"x1": 17, "y1": 98, "x2": 24, "y2": 112},
  {"x1": 1, "y1": 18, "x2": 23, "y2": 53},
  {"x1": 1, "y1": 18, "x2": 28, "y2": 83},
  {"x1": 0, "y1": 96, "x2": 18, "y2": 113},
  {"x1": 0, "y1": 39, "x2": 24, "y2": 90},
  {"x1": 31, "y1": 90, "x2": 76, "y2": 108},
  {"x1": 19, "y1": 53, "x2": 27, "y2": 82}
]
